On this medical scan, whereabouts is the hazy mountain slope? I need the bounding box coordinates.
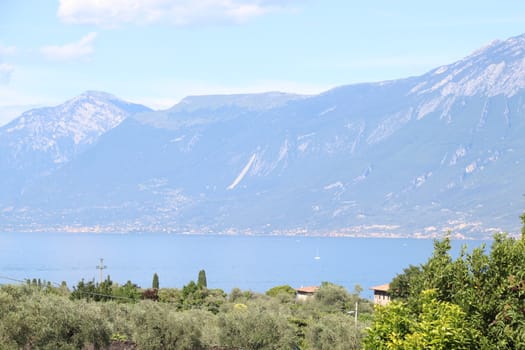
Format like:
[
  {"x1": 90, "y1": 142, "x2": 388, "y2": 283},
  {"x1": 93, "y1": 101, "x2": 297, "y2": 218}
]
[
  {"x1": 2, "y1": 35, "x2": 525, "y2": 237},
  {"x1": 0, "y1": 91, "x2": 151, "y2": 201}
]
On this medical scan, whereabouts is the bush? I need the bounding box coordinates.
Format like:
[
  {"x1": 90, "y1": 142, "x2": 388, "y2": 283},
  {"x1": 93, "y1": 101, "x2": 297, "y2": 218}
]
[
  {"x1": 218, "y1": 302, "x2": 296, "y2": 349},
  {"x1": 306, "y1": 313, "x2": 363, "y2": 350},
  {"x1": 0, "y1": 288, "x2": 110, "y2": 349},
  {"x1": 129, "y1": 302, "x2": 212, "y2": 350}
]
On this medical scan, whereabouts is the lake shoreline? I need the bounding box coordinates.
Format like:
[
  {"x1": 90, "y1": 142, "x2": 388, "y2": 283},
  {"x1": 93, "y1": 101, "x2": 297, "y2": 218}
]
[{"x1": 0, "y1": 229, "x2": 500, "y2": 240}]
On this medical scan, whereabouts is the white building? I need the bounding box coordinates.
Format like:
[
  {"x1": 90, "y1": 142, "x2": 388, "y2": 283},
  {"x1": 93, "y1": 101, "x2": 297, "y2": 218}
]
[
  {"x1": 370, "y1": 283, "x2": 390, "y2": 306},
  {"x1": 296, "y1": 286, "x2": 319, "y2": 301}
]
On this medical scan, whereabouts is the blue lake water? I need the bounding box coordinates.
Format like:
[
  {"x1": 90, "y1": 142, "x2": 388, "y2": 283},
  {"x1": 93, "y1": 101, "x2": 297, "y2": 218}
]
[{"x1": 0, "y1": 233, "x2": 489, "y2": 299}]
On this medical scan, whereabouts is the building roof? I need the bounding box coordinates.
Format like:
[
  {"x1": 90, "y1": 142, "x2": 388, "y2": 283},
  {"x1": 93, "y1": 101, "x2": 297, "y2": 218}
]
[
  {"x1": 370, "y1": 283, "x2": 390, "y2": 292},
  {"x1": 296, "y1": 286, "x2": 319, "y2": 294}
]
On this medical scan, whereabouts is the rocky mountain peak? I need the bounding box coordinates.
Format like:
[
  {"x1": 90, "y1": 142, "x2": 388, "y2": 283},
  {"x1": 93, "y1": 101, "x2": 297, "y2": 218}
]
[
  {"x1": 0, "y1": 91, "x2": 150, "y2": 166},
  {"x1": 411, "y1": 33, "x2": 525, "y2": 98}
]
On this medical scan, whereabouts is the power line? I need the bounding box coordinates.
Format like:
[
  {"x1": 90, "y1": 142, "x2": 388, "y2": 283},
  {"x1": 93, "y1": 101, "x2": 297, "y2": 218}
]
[
  {"x1": 73, "y1": 290, "x2": 139, "y2": 302},
  {"x1": 0, "y1": 275, "x2": 28, "y2": 284},
  {"x1": 0, "y1": 274, "x2": 141, "y2": 302},
  {"x1": 0, "y1": 275, "x2": 63, "y2": 288}
]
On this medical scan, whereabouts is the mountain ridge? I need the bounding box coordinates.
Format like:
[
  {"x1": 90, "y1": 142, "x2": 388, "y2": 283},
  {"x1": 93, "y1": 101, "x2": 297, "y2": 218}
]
[{"x1": 2, "y1": 34, "x2": 525, "y2": 238}]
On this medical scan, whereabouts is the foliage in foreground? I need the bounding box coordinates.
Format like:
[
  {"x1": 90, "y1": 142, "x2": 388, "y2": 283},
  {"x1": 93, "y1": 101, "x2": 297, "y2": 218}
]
[
  {"x1": 0, "y1": 277, "x2": 371, "y2": 349},
  {"x1": 365, "y1": 230, "x2": 525, "y2": 349}
]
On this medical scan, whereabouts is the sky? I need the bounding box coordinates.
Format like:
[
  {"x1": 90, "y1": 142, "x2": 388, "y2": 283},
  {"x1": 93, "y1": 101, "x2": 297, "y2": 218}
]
[{"x1": 1, "y1": 0, "x2": 525, "y2": 125}]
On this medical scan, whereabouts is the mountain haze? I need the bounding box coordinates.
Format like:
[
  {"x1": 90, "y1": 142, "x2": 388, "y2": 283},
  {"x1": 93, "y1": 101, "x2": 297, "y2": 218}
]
[
  {"x1": 2, "y1": 34, "x2": 525, "y2": 238},
  {"x1": 0, "y1": 92, "x2": 151, "y2": 202}
]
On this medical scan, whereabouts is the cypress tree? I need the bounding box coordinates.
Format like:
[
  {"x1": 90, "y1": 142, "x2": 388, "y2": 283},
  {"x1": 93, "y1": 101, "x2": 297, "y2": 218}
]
[
  {"x1": 152, "y1": 272, "x2": 159, "y2": 289},
  {"x1": 197, "y1": 269, "x2": 207, "y2": 289}
]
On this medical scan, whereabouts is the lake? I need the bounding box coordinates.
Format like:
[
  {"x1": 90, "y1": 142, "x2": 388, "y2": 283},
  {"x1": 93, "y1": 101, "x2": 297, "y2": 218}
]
[{"x1": 0, "y1": 232, "x2": 489, "y2": 299}]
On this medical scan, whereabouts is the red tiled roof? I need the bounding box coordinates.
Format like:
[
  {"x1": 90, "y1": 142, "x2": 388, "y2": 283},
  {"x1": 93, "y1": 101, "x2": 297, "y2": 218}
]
[
  {"x1": 370, "y1": 283, "x2": 390, "y2": 292},
  {"x1": 296, "y1": 286, "x2": 319, "y2": 293}
]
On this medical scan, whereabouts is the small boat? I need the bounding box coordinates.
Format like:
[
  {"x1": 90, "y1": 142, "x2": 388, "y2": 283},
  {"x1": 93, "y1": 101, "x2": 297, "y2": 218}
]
[{"x1": 314, "y1": 249, "x2": 321, "y2": 260}]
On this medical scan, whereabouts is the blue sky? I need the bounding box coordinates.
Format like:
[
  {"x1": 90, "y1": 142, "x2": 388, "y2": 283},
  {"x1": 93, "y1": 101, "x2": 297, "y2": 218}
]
[{"x1": 1, "y1": 0, "x2": 525, "y2": 125}]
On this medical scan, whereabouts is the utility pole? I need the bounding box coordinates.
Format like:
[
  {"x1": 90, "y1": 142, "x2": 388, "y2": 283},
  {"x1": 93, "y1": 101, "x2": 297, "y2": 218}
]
[
  {"x1": 354, "y1": 301, "x2": 358, "y2": 328},
  {"x1": 347, "y1": 301, "x2": 359, "y2": 328},
  {"x1": 96, "y1": 258, "x2": 107, "y2": 284}
]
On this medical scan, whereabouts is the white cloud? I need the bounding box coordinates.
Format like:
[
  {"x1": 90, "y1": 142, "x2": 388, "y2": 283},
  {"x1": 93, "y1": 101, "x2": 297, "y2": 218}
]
[
  {"x1": 0, "y1": 45, "x2": 16, "y2": 56},
  {"x1": 0, "y1": 45, "x2": 16, "y2": 84},
  {"x1": 0, "y1": 64, "x2": 14, "y2": 84},
  {"x1": 226, "y1": 4, "x2": 269, "y2": 22},
  {"x1": 57, "y1": 0, "x2": 295, "y2": 27},
  {"x1": 41, "y1": 32, "x2": 97, "y2": 62}
]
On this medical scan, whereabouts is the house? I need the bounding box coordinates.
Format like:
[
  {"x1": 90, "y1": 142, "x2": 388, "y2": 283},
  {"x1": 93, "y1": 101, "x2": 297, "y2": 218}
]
[
  {"x1": 370, "y1": 283, "x2": 390, "y2": 305},
  {"x1": 296, "y1": 286, "x2": 319, "y2": 301}
]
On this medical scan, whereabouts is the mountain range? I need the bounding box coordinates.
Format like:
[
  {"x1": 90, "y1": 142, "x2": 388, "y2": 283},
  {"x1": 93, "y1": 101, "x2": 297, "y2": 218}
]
[{"x1": 2, "y1": 34, "x2": 525, "y2": 238}]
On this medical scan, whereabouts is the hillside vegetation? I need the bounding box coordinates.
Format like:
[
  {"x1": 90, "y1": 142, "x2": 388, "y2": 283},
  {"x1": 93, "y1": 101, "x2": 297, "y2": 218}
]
[{"x1": 0, "y1": 276, "x2": 372, "y2": 349}]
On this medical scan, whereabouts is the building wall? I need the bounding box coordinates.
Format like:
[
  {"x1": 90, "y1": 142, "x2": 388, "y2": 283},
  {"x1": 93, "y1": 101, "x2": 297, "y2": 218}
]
[
  {"x1": 373, "y1": 290, "x2": 390, "y2": 306},
  {"x1": 296, "y1": 292, "x2": 315, "y2": 302}
]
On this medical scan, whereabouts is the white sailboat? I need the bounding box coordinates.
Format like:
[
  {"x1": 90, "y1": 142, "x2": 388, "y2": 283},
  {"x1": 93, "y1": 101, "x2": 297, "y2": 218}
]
[{"x1": 314, "y1": 249, "x2": 321, "y2": 260}]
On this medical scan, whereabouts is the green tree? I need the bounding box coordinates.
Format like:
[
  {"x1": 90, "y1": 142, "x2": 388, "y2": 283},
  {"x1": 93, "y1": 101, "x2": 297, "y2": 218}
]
[
  {"x1": 0, "y1": 288, "x2": 111, "y2": 349},
  {"x1": 113, "y1": 280, "x2": 141, "y2": 302},
  {"x1": 181, "y1": 281, "x2": 207, "y2": 309},
  {"x1": 152, "y1": 272, "x2": 159, "y2": 289},
  {"x1": 129, "y1": 303, "x2": 209, "y2": 350},
  {"x1": 371, "y1": 232, "x2": 525, "y2": 349},
  {"x1": 403, "y1": 290, "x2": 482, "y2": 349},
  {"x1": 306, "y1": 312, "x2": 363, "y2": 350},
  {"x1": 218, "y1": 304, "x2": 296, "y2": 349},
  {"x1": 314, "y1": 282, "x2": 352, "y2": 312},
  {"x1": 364, "y1": 289, "x2": 482, "y2": 350},
  {"x1": 521, "y1": 210, "x2": 525, "y2": 237},
  {"x1": 265, "y1": 285, "x2": 296, "y2": 298},
  {"x1": 158, "y1": 288, "x2": 183, "y2": 304},
  {"x1": 228, "y1": 288, "x2": 244, "y2": 302},
  {"x1": 98, "y1": 275, "x2": 114, "y2": 301},
  {"x1": 70, "y1": 279, "x2": 98, "y2": 301},
  {"x1": 390, "y1": 265, "x2": 422, "y2": 300},
  {"x1": 197, "y1": 270, "x2": 207, "y2": 289}
]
